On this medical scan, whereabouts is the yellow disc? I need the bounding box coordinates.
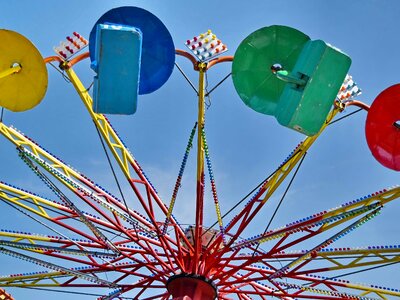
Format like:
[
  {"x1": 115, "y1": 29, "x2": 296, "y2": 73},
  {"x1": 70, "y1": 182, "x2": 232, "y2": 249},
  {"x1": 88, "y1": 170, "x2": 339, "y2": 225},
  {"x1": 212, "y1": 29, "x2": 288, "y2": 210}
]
[{"x1": 0, "y1": 29, "x2": 48, "y2": 112}]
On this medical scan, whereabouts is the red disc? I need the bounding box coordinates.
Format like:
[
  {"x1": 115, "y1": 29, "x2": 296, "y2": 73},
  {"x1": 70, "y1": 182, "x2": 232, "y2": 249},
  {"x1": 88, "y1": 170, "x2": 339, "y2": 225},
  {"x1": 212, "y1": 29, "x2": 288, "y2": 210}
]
[{"x1": 365, "y1": 84, "x2": 400, "y2": 171}]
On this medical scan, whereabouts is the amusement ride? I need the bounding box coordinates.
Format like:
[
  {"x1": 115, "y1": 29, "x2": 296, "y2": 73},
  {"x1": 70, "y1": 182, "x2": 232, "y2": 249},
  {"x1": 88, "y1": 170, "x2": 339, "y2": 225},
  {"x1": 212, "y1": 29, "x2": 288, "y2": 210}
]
[{"x1": 0, "y1": 5, "x2": 399, "y2": 300}]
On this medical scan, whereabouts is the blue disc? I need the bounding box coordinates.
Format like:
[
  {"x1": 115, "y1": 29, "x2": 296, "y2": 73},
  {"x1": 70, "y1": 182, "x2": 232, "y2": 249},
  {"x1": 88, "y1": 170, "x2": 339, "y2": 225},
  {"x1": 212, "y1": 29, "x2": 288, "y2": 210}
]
[{"x1": 89, "y1": 6, "x2": 175, "y2": 95}]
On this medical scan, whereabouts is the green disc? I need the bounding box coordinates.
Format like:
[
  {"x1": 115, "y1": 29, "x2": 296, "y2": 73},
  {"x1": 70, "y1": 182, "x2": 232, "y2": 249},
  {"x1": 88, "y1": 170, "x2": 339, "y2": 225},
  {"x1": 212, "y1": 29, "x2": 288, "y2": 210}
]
[{"x1": 232, "y1": 25, "x2": 310, "y2": 115}]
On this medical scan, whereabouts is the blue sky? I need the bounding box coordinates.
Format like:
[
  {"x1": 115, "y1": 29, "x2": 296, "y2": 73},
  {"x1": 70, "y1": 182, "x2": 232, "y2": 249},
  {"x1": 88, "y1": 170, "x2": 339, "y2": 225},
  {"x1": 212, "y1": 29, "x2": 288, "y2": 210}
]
[{"x1": 1, "y1": 0, "x2": 400, "y2": 299}]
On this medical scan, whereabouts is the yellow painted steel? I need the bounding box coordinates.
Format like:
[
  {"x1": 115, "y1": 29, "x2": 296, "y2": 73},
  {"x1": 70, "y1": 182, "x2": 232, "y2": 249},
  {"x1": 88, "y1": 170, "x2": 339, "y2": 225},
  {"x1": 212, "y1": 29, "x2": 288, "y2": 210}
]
[
  {"x1": 321, "y1": 246, "x2": 400, "y2": 256},
  {"x1": 64, "y1": 67, "x2": 191, "y2": 252},
  {"x1": 65, "y1": 68, "x2": 138, "y2": 181},
  {"x1": 195, "y1": 64, "x2": 206, "y2": 241},
  {"x1": 346, "y1": 281, "x2": 400, "y2": 298},
  {"x1": 259, "y1": 108, "x2": 339, "y2": 205},
  {"x1": 317, "y1": 247, "x2": 400, "y2": 273},
  {"x1": 0, "y1": 182, "x2": 59, "y2": 218},
  {"x1": 0, "y1": 183, "x2": 112, "y2": 249},
  {"x1": 0, "y1": 122, "x2": 91, "y2": 198},
  {"x1": 217, "y1": 109, "x2": 340, "y2": 253},
  {"x1": 247, "y1": 110, "x2": 400, "y2": 243},
  {"x1": 0, "y1": 268, "x2": 107, "y2": 287},
  {"x1": 0, "y1": 48, "x2": 394, "y2": 297},
  {"x1": 0, "y1": 271, "x2": 74, "y2": 287},
  {"x1": 280, "y1": 208, "x2": 382, "y2": 273},
  {"x1": 256, "y1": 186, "x2": 400, "y2": 245},
  {"x1": 0, "y1": 231, "x2": 52, "y2": 243},
  {"x1": 0, "y1": 122, "x2": 154, "y2": 232},
  {"x1": 320, "y1": 186, "x2": 400, "y2": 232},
  {"x1": 296, "y1": 282, "x2": 400, "y2": 299},
  {"x1": 0, "y1": 30, "x2": 48, "y2": 112},
  {"x1": 0, "y1": 117, "x2": 188, "y2": 273},
  {"x1": 196, "y1": 63, "x2": 206, "y2": 204},
  {"x1": 0, "y1": 122, "x2": 81, "y2": 184},
  {"x1": 191, "y1": 63, "x2": 207, "y2": 273},
  {"x1": 0, "y1": 64, "x2": 21, "y2": 79}
]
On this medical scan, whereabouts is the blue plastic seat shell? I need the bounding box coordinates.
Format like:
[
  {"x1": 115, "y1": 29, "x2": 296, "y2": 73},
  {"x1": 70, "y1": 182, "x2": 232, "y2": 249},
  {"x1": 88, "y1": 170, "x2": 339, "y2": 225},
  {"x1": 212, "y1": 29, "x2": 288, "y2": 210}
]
[
  {"x1": 92, "y1": 24, "x2": 142, "y2": 115},
  {"x1": 89, "y1": 6, "x2": 175, "y2": 95}
]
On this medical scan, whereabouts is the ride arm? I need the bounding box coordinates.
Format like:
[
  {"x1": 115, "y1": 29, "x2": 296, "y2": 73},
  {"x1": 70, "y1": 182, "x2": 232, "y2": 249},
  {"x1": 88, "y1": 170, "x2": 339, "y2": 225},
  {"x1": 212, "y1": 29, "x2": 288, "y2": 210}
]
[
  {"x1": 231, "y1": 186, "x2": 400, "y2": 251},
  {"x1": 64, "y1": 67, "x2": 191, "y2": 251},
  {"x1": 212, "y1": 186, "x2": 400, "y2": 284},
  {"x1": 0, "y1": 180, "x2": 120, "y2": 247},
  {"x1": 219, "y1": 264, "x2": 400, "y2": 299},
  {"x1": 204, "y1": 107, "x2": 341, "y2": 273},
  {"x1": 285, "y1": 246, "x2": 400, "y2": 276},
  {"x1": 0, "y1": 122, "x2": 157, "y2": 236},
  {"x1": 0, "y1": 122, "x2": 187, "y2": 271}
]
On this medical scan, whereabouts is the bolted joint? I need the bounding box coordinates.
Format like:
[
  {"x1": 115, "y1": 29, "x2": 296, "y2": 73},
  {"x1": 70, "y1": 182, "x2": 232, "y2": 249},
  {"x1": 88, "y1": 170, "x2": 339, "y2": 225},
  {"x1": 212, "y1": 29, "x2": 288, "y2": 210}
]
[
  {"x1": 334, "y1": 100, "x2": 346, "y2": 112},
  {"x1": 59, "y1": 61, "x2": 70, "y2": 71},
  {"x1": 197, "y1": 62, "x2": 208, "y2": 72}
]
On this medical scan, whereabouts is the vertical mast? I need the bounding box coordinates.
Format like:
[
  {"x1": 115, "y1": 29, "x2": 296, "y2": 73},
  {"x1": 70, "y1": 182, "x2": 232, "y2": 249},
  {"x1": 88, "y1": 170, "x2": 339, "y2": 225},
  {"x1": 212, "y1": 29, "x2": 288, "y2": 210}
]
[{"x1": 193, "y1": 62, "x2": 207, "y2": 273}]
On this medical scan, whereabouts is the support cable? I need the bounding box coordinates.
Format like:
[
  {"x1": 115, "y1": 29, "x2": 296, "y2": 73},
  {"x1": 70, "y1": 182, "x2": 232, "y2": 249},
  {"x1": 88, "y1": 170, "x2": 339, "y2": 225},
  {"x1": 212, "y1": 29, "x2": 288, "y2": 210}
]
[
  {"x1": 326, "y1": 260, "x2": 400, "y2": 281},
  {"x1": 0, "y1": 198, "x2": 116, "y2": 266},
  {"x1": 205, "y1": 71, "x2": 211, "y2": 109},
  {"x1": 265, "y1": 253, "x2": 400, "y2": 263},
  {"x1": 15, "y1": 286, "x2": 135, "y2": 299},
  {"x1": 329, "y1": 108, "x2": 363, "y2": 125},
  {"x1": 175, "y1": 62, "x2": 198, "y2": 95},
  {"x1": 205, "y1": 72, "x2": 232, "y2": 97},
  {"x1": 269, "y1": 207, "x2": 382, "y2": 280},
  {"x1": 279, "y1": 260, "x2": 400, "y2": 295},
  {"x1": 0, "y1": 247, "x2": 117, "y2": 287},
  {"x1": 18, "y1": 149, "x2": 122, "y2": 255},
  {"x1": 48, "y1": 62, "x2": 71, "y2": 83},
  {"x1": 93, "y1": 122, "x2": 136, "y2": 233},
  {"x1": 0, "y1": 189, "x2": 129, "y2": 241},
  {"x1": 0, "y1": 240, "x2": 118, "y2": 258},
  {"x1": 252, "y1": 153, "x2": 307, "y2": 257},
  {"x1": 205, "y1": 168, "x2": 278, "y2": 235},
  {"x1": 16, "y1": 146, "x2": 147, "y2": 234},
  {"x1": 16, "y1": 287, "x2": 107, "y2": 297},
  {"x1": 206, "y1": 147, "x2": 304, "y2": 234},
  {"x1": 207, "y1": 104, "x2": 363, "y2": 233}
]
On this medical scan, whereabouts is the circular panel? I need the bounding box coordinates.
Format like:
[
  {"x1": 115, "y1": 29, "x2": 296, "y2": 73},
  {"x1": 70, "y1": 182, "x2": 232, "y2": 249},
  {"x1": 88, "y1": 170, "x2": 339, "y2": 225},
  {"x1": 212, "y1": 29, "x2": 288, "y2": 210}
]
[
  {"x1": 232, "y1": 25, "x2": 310, "y2": 115},
  {"x1": 89, "y1": 6, "x2": 175, "y2": 95},
  {"x1": 365, "y1": 84, "x2": 400, "y2": 171},
  {"x1": 0, "y1": 29, "x2": 48, "y2": 112}
]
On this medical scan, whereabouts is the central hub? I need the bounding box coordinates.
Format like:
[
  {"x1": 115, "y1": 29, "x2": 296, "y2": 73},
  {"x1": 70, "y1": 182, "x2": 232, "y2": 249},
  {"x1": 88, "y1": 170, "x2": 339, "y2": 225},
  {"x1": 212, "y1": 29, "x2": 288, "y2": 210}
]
[
  {"x1": 166, "y1": 273, "x2": 217, "y2": 300},
  {"x1": 180, "y1": 225, "x2": 224, "y2": 251}
]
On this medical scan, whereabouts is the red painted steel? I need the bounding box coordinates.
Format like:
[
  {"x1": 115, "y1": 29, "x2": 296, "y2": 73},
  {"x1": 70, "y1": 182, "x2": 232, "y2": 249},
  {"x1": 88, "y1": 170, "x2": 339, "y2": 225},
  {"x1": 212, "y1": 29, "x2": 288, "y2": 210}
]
[{"x1": 366, "y1": 84, "x2": 400, "y2": 170}]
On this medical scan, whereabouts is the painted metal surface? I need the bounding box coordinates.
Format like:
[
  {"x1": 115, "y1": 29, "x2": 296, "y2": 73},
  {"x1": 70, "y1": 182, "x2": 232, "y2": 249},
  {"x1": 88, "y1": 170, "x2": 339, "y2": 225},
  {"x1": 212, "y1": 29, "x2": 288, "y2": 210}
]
[
  {"x1": 276, "y1": 40, "x2": 351, "y2": 135},
  {"x1": 89, "y1": 6, "x2": 175, "y2": 95},
  {"x1": 366, "y1": 84, "x2": 400, "y2": 170},
  {"x1": 0, "y1": 12, "x2": 398, "y2": 299},
  {"x1": 0, "y1": 30, "x2": 47, "y2": 112},
  {"x1": 232, "y1": 25, "x2": 310, "y2": 115},
  {"x1": 92, "y1": 24, "x2": 142, "y2": 115}
]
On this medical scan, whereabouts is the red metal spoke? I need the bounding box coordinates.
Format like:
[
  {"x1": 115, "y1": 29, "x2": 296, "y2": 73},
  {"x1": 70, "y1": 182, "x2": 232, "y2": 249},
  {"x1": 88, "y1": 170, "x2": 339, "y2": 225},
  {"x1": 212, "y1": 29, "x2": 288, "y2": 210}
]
[{"x1": 0, "y1": 21, "x2": 397, "y2": 299}]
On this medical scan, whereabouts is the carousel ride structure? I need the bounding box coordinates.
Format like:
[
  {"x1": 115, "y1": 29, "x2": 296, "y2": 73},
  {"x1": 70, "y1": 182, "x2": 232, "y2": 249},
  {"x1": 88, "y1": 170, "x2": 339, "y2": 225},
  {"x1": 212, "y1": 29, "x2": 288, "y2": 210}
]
[{"x1": 0, "y1": 6, "x2": 399, "y2": 300}]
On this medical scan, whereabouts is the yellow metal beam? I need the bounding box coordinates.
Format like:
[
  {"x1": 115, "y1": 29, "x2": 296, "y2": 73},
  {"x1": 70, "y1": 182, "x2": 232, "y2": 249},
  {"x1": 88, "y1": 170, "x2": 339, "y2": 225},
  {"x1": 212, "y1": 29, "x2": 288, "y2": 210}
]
[
  {"x1": 0, "y1": 64, "x2": 21, "y2": 79},
  {"x1": 193, "y1": 63, "x2": 207, "y2": 272},
  {"x1": 64, "y1": 68, "x2": 140, "y2": 181},
  {"x1": 0, "y1": 122, "x2": 155, "y2": 232},
  {"x1": 64, "y1": 67, "x2": 192, "y2": 253},
  {"x1": 0, "y1": 182, "x2": 56, "y2": 218},
  {"x1": 260, "y1": 108, "x2": 339, "y2": 204}
]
